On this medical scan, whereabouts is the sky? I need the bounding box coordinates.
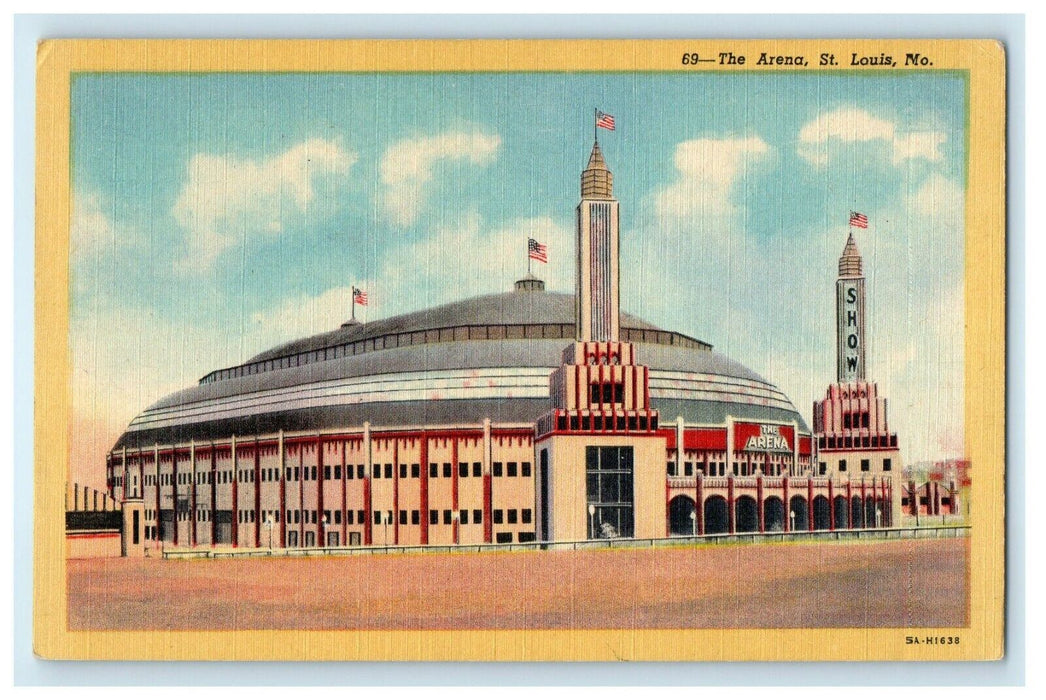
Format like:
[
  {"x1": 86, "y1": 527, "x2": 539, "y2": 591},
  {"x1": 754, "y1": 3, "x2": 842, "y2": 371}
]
[{"x1": 69, "y1": 70, "x2": 966, "y2": 487}]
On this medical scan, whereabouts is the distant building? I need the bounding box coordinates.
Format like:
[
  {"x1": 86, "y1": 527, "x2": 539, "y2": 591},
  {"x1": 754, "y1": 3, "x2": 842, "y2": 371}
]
[
  {"x1": 902, "y1": 459, "x2": 970, "y2": 519},
  {"x1": 104, "y1": 136, "x2": 898, "y2": 555}
]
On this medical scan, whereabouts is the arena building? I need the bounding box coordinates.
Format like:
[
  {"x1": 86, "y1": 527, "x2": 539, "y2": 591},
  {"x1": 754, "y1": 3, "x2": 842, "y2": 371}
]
[{"x1": 105, "y1": 139, "x2": 897, "y2": 553}]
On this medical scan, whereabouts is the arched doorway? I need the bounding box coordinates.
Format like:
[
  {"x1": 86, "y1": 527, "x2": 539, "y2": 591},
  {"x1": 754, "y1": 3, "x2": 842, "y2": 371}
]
[
  {"x1": 735, "y1": 496, "x2": 758, "y2": 533},
  {"x1": 704, "y1": 496, "x2": 729, "y2": 535},
  {"x1": 833, "y1": 496, "x2": 849, "y2": 529},
  {"x1": 851, "y1": 496, "x2": 864, "y2": 527},
  {"x1": 812, "y1": 495, "x2": 831, "y2": 530},
  {"x1": 764, "y1": 496, "x2": 785, "y2": 532},
  {"x1": 668, "y1": 495, "x2": 697, "y2": 536},
  {"x1": 880, "y1": 499, "x2": 892, "y2": 527},
  {"x1": 865, "y1": 497, "x2": 878, "y2": 528},
  {"x1": 789, "y1": 495, "x2": 808, "y2": 531}
]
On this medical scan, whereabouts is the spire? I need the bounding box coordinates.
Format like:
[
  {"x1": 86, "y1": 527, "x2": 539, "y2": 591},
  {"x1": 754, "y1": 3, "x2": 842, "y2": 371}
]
[
  {"x1": 838, "y1": 232, "x2": 863, "y2": 277},
  {"x1": 581, "y1": 141, "x2": 614, "y2": 199}
]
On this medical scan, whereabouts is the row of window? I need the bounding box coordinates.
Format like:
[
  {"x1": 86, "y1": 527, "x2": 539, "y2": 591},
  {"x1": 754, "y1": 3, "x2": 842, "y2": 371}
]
[
  {"x1": 137, "y1": 461, "x2": 536, "y2": 486},
  {"x1": 818, "y1": 458, "x2": 892, "y2": 474},
  {"x1": 819, "y1": 434, "x2": 898, "y2": 449},
  {"x1": 555, "y1": 414, "x2": 657, "y2": 432},
  {"x1": 201, "y1": 324, "x2": 708, "y2": 384},
  {"x1": 842, "y1": 411, "x2": 872, "y2": 429}
]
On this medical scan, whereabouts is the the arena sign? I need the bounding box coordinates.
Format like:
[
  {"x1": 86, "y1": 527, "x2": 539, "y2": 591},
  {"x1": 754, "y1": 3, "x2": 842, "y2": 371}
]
[{"x1": 736, "y1": 423, "x2": 793, "y2": 453}]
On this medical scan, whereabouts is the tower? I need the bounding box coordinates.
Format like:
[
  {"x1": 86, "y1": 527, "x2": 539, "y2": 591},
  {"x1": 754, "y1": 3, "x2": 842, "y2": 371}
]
[
  {"x1": 534, "y1": 137, "x2": 665, "y2": 543},
  {"x1": 836, "y1": 233, "x2": 866, "y2": 382},
  {"x1": 813, "y1": 231, "x2": 901, "y2": 527},
  {"x1": 576, "y1": 141, "x2": 621, "y2": 342}
]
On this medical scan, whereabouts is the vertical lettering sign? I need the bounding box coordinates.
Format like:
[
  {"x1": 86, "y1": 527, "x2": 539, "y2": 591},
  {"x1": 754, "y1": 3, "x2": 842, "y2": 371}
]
[{"x1": 837, "y1": 279, "x2": 864, "y2": 381}]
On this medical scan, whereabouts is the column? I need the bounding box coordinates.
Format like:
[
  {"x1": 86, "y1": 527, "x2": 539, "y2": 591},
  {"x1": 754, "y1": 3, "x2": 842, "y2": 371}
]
[{"x1": 278, "y1": 430, "x2": 286, "y2": 548}]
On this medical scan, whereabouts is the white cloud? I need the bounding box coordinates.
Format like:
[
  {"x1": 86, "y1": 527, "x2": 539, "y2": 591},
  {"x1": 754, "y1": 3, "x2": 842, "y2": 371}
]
[
  {"x1": 71, "y1": 191, "x2": 117, "y2": 254},
  {"x1": 797, "y1": 107, "x2": 946, "y2": 167},
  {"x1": 171, "y1": 138, "x2": 356, "y2": 268},
  {"x1": 651, "y1": 136, "x2": 770, "y2": 221},
  {"x1": 378, "y1": 130, "x2": 501, "y2": 227},
  {"x1": 909, "y1": 173, "x2": 964, "y2": 227}
]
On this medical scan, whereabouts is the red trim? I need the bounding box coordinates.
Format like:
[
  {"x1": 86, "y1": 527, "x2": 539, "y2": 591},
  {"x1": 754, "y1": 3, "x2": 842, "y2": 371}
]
[
  {"x1": 847, "y1": 481, "x2": 854, "y2": 528},
  {"x1": 451, "y1": 438, "x2": 459, "y2": 544},
  {"x1": 392, "y1": 439, "x2": 400, "y2": 545},
  {"x1": 807, "y1": 479, "x2": 814, "y2": 531},
  {"x1": 483, "y1": 471, "x2": 493, "y2": 543},
  {"x1": 210, "y1": 448, "x2": 217, "y2": 547},
  {"x1": 230, "y1": 444, "x2": 238, "y2": 548},
  {"x1": 757, "y1": 476, "x2": 765, "y2": 533},
  {"x1": 279, "y1": 444, "x2": 286, "y2": 548},
  {"x1": 783, "y1": 477, "x2": 790, "y2": 532},
  {"x1": 172, "y1": 450, "x2": 180, "y2": 547},
  {"x1": 420, "y1": 436, "x2": 429, "y2": 545},
  {"x1": 363, "y1": 473, "x2": 372, "y2": 546},
  {"x1": 66, "y1": 531, "x2": 121, "y2": 539},
  {"x1": 727, "y1": 478, "x2": 735, "y2": 535},
  {"x1": 317, "y1": 436, "x2": 325, "y2": 546},
  {"x1": 341, "y1": 441, "x2": 348, "y2": 545},
  {"x1": 254, "y1": 441, "x2": 261, "y2": 548},
  {"x1": 695, "y1": 475, "x2": 704, "y2": 535},
  {"x1": 828, "y1": 479, "x2": 836, "y2": 531},
  {"x1": 190, "y1": 449, "x2": 197, "y2": 547}
]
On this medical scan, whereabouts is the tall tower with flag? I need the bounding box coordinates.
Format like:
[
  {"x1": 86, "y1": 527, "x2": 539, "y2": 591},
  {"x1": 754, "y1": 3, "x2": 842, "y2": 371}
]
[
  {"x1": 813, "y1": 216, "x2": 902, "y2": 525},
  {"x1": 576, "y1": 139, "x2": 621, "y2": 342},
  {"x1": 535, "y1": 118, "x2": 667, "y2": 543}
]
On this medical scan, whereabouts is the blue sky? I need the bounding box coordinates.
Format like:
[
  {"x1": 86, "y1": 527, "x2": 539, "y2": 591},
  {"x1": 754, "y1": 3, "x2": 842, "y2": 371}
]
[{"x1": 69, "y1": 70, "x2": 966, "y2": 480}]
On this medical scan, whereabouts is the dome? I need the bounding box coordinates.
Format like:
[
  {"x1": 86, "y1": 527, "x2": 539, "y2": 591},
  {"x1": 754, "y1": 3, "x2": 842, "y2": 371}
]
[{"x1": 113, "y1": 285, "x2": 806, "y2": 450}]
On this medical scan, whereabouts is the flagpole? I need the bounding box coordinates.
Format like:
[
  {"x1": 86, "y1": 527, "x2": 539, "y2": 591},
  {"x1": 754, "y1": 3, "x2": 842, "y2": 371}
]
[
  {"x1": 351, "y1": 290, "x2": 356, "y2": 322},
  {"x1": 527, "y1": 243, "x2": 532, "y2": 277},
  {"x1": 593, "y1": 107, "x2": 598, "y2": 143}
]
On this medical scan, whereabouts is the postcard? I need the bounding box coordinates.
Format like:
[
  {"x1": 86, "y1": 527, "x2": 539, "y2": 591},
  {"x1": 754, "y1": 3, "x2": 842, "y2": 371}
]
[{"x1": 34, "y1": 38, "x2": 1005, "y2": 661}]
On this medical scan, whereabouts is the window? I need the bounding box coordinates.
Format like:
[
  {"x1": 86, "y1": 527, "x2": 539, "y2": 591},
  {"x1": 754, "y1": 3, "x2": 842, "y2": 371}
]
[
  {"x1": 522, "y1": 462, "x2": 532, "y2": 477},
  {"x1": 443, "y1": 509, "x2": 452, "y2": 525},
  {"x1": 373, "y1": 464, "x2": 381, "y2": 479},
  {"x1": 357, "y1": 465, "x2": 365, "y2": 479},
  {"x1": 324, "y1": 466, "x2": 331, "y2": 480},
  {"x1": 473, "y1": 509, "x2": 482, "y2": 524},
  {"x1": 667, "y1": 462, "x2": 675, "y2": 476},
  {"x1": 311, "y1": 466, "x2": 317, "y2": 481},
  {"x1": 399, "y1": 510, "x2": 407, "y2": 525},
  {"x1": 357, "y1": 510, "x2": 364, "y2": 524},
  {"x1": 374, "y1": 511, "x2": 382, "y2": 525},
  {"x1": 334, "y1": 465, "x2": 341, "y2": 480},
  {"x1": 861, "y1": 459, "x2": 870, "y2": 472},
  {"x1": 399, "y1": 464, "x2": 407, "y2": 479},
  {"x1": 508, "y1": 509, "x2": 518, "y2": 524},
  {"x1": 473, "y1": 463, "x2": 482, "y2": 477},
  {"x1": 496, "y1": 532, "x2": 513, "y2": 544},
  {"x1": 334, "y1": 510, "x2": 342, "y2": 524},
  {"x1": 585, "y1": 446, "x2": 635, "y2": 538},
  {"x1": 429, "y1": 463, "x2": 438, "y2": 478},
  {"x1": 883, "y1": 458, "x2": 892, "y2": 472},
  {"x1": 459, "y1": 462, "x2": 468, "y2": 477},
  {"x1": 522, "y1": 509, "x2": 532, "y2": 524},
  {"x1": 684, "y1": 462, "x2": 694, "y2": 476},
  {"x1": 411, "y1": 510, "x2": 420, "y2": 525},
  {"x1": 384, "y1": 464, "x2": 392, "y2": 479},
  {"x1": 411, "y1": 463, "x2": 420, "y2": 478},
  {"x1": 507, "y1": 462, "x2": 518, "y2": 477},
  {"x1": 493, "y1": 462, "x2": 503, "y2": 477},
  {"x1": 443, "y1": 463, "x2": 452, "y2": 478},
  {"x1": 493, "y1": 509, "x2": 504, "y2": 524},
  {"x1": 430, "y1": 510, "x2": 438, "y2": 525},
  {"x1": 460, "y1": 509, "x2": 469, "y2": 524},
  {"x1": 347, "y1": 510, "x2": 355, "y2": 525},
  {"x1": 819, "y1": 461, "x2": 827, "y2": 475},
  {"x1": 839, "y1": 459, "x2": 847, "y2": 472}
]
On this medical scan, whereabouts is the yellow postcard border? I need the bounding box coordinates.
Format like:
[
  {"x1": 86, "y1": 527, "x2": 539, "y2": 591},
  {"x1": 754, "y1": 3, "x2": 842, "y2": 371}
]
[{"x1": 33, "y1": 39, "x2": 1006, "y2": 662}]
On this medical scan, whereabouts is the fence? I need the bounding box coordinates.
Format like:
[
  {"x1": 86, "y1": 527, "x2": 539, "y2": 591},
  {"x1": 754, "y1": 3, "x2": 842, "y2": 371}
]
[{"x1": 162, "y1": 524, "x2": 969, "y2": 560}]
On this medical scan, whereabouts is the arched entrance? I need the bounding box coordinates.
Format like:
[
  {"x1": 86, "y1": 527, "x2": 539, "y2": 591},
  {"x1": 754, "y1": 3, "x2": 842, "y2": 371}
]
[
  {"x1": 865, "y1": 497, "x2": 878, "y2": 528},
  {"x1": 833, "y1": 496, "x2": 849, "y2": 529},
  {"x1": 704, "y1": 496, "x2": 729, "y2": 535},
  {"x1": 668, "y1": 495, "x2": 697, "y2": 536},
  {"x1": 735, "y1": 496, "x2": 758, "y2": 533},
  {"x1": 812, "y1": 495, "x2": 831, "y2": 530},
  {"x1": 789, "y1": 495, "x2": 808, "y2": 531},
  {"x1": 851, "y1": 496, "x2": 864, "y2": 527},
  {"x1": 764, "y1": 496, "x2": 785, "y2": 532}
]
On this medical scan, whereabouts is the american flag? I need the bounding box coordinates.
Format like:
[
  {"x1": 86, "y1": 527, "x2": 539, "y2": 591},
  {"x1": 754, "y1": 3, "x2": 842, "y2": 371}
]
[
  {"x1": 849, "y1": 211, "x2": 869, "y2": 229},
  {"x1": 596, "y1": 110, "x2": 616, "y2": 131},
  {"x1": 528, "y1": 238, "x2": 548, "y2": 264},
  {"x1": 352, "y1": 286, "x2": 368, "y2": 306}
]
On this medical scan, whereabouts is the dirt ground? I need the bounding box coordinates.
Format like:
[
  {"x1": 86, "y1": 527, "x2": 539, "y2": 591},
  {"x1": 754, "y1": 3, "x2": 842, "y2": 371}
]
[{"x1": 67, "y1": 537, "x2": 968, "y2": 630}]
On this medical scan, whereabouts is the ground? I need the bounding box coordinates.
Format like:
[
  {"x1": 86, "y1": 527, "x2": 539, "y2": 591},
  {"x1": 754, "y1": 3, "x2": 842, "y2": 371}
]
[{"x1": 67, "y1": 537, "x2": 968, "y2": 630}]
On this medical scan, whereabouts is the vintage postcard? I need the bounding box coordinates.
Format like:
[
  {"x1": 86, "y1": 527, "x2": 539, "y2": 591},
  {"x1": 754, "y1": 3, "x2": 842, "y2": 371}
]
[{"x1": 34, "y1": 39, "x2": 1005, "y2": 661}]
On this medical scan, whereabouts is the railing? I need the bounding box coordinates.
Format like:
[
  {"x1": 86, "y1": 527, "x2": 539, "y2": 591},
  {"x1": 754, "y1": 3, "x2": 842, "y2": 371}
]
[{"x1": 161, "y1": 525, "x2": 970, "y2": 560}]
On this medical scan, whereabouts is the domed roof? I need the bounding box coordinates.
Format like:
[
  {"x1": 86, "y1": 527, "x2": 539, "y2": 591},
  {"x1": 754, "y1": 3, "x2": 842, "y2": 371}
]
[{"x1": 113, "y1": 284, "x2": 807, "y2": 450}]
